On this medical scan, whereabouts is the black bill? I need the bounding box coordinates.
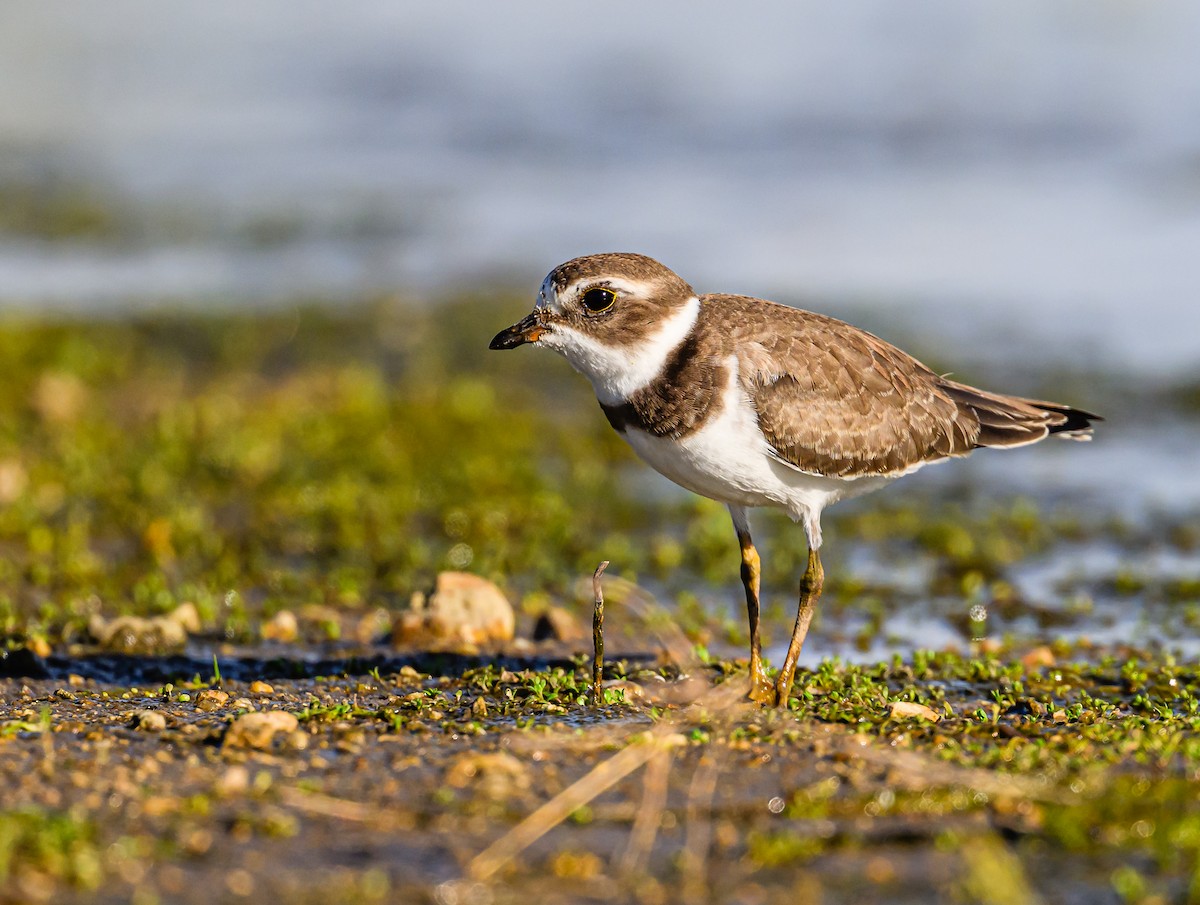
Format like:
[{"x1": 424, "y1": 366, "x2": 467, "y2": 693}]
[{"x1": 489, "y1": 311, "x2": 544, "y2": 350}]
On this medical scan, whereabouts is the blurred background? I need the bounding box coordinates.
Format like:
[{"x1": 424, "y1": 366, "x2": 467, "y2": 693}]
[
  {"x1": 3, "y1": 2, "x2": 1200, "y2": 368},
  {"x1": 0, "y1": 2, "x2": 1197, "y2": 660}
]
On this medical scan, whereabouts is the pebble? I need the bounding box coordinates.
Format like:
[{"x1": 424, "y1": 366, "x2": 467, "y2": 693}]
[
  {"x1": 392, "y1": 571, "x2": 515, "y2": 648},
  {"x1": 195, "y1": 689, "x2": 230, "y2": 712},
  {"x1": 217, "y1": 765, "x2": 250, "y2": 794},
  {"x1": 261, "y1": 610, "x2": 299, "y2": 643},
  {"x1": 224, "y1": 711, "x2": 300, "y2": 749},
  {"x1": 1021, "y1": 646, "x2": 1057, "y2": 669},
  {"x1": 132, "y1": 710, "x2": 166, "y2": 732},
  {"x1": 88, "y1": 602, "x2": 200, "y2": 654},
  {"x1": 532, "y1": 606, "x2": 586, "y2": 643},
  {"x1": 445, "y1": 751, "x2": 530, "y2": 799},
  {"x1": 887, "y1": 701, "x2": 941, "y2": 722},
  {"x1": 249, "y1": 680, "x2": 274, "y2": 694}
]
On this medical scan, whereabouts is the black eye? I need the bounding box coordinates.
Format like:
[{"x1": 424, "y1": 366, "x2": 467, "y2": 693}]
[{"x1": 580, "y1": 287, "x2": 616, "y2": 313}]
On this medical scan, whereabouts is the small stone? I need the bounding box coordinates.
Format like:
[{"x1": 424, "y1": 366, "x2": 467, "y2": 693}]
[
  {"x1": 532, "y1": 606, "x2": 586, "y2": 643},
  {"x1": 446, "y1": 751, "x2": 530, "y2": 799},
  {"x1": 887, "y1": 701, "x2": 941, "y2": 722},
  {"x1": 261, "y1": 610, "x2": 299, "y2": 643},
  {"x1": 286, "y1": 729, "x2": 309, "y2": 751},
  {"x1": 1020, "y1": 646, "x2": 1056, "y2": 670},
  {"x1": 392, "y1": 572, "x2": 515, "y2": 648},
  {"x1": 224, "y1": 711, "x2": 300, "y2": 749},
  {"x1": 87, "y1": 602, "x2": 199, "y2": 654},
  {"x1": 217, "y1": 765, "x2": 250, "y2": 794},
  {"x1": 142, "y1": 796, "x2": 178, "y2": 816},
  {"x1": 28, "y1": 637, "x2": 52, "y2": 658},
  {"x1": 231, "y1": 698, "x2": 254, "y2": 711},
  {"x1": 249, "y1": 681, "x2": 274, "y2": 695},
  {"x1": 356, "y1": 607, "x2": 391, "y2": 643},
  {"x1": 183, "y1": 828, "x2": 213, "y2": 855},
  {"x1": 471, "y1": 696, "x2": 488, "y2": 718},
  {"x1": 169, "y1": 602, "x2": 202, "y2": 634},
  {"x1": 297, "y1": 604, "x2": 344, "y2": 640},
  {"x1": 397, "y1": 665, "x2": 424, "y2": 682},
  {"x1": 195, "y1": 689, "x2": 230, "y2": 712},
  {"x1": 132, "y1": 710, "x2": 167, "y2": 732}
]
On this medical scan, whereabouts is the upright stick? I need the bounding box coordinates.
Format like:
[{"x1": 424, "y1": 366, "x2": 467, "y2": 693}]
[{"x1": 591, "y1": 561, "x2": 609, "y2": 705}]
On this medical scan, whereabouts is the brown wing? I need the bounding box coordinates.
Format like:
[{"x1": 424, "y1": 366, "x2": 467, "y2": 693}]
[{"x1": 708, "y1": 294, "x2": 1098, "y2": 478}]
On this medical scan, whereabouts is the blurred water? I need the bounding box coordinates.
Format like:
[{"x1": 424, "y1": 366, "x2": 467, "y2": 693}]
[
  {"x1": 1, "y1": 2, "x2": 1199, "y2": 377},
  {"x1": 0, "y1": 3, "x2": 1195, "y2": 663}
]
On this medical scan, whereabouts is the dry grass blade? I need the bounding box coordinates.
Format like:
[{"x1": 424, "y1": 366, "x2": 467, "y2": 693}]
[
  {"x1": 617, "y1": 745, "x2": 673, "y2": 877},
  {"x1": 469, "y1": 674, "x2": 753, "y2": 882},
  {"x1": 826, "y1": 732, "x2": 1072, "y2": 804},
  {"x1": 681, "y1": 754, "x2": 719, "y2": 905},
  {"x1": 277, "y1": 786, "x2": 380, "y2": 824},
  {"x1": 468, "y1": 731, "x2": 687, "y2": 881}
]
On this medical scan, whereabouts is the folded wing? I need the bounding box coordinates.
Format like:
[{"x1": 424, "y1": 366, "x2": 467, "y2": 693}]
[{"x1": 712, "y1": 295, "x2": 1099, "y2": 478}]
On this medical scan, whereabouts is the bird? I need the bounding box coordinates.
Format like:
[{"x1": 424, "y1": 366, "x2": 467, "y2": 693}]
[{"x1": 489, "y1": 253, "x2": 1100, "y2": 706}]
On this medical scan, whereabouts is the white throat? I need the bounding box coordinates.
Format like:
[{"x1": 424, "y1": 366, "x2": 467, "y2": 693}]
[{"x1": 541, "y1": 296, "x2": 701, "y2": 405}]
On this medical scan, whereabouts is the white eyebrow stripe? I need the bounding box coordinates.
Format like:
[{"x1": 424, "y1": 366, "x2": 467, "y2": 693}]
[{"x1": 540, "y1": 295, "x2": 701, "y2": 404}]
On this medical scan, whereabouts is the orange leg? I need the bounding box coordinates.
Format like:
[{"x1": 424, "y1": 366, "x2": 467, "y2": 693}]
[
  {"x1": 736, "y1": 528, "x2": 775, "y2": 704},
  {"x1": 774, "y1": 546, "x2": 823, "y2": 707}
]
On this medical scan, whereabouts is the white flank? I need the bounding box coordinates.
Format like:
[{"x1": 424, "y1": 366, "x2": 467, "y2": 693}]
[
  {"x1": 539, "y1": 295, "x2": 701, "y2": 405},
  {"x1": 621, "y1": 359, "x2": 900, "y2": 548}
]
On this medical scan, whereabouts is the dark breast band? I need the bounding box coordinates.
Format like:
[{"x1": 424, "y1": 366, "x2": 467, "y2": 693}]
[{"x1": 597, "y1": 326, "x2": 726, "y2": 439}]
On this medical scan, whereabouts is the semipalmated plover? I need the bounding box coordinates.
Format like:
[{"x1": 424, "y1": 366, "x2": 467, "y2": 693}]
[{"x1": 490, "y1": 253, "x2": 1100, "y2": 706}]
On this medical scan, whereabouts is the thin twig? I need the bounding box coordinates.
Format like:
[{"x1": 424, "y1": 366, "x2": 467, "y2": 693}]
[{"x1": 591, "y1": 561, "x2": 609, "y2": 705}]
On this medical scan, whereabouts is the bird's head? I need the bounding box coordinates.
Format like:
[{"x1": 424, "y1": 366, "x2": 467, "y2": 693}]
[{"x1": 489, "y1": 253, "x2": 700, "y2": 401}]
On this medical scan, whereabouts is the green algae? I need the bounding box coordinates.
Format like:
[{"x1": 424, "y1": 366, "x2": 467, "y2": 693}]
[
  {"x1": 0, "y1": 298, "x2": 1186, "y2": 660},
  {"x1": 0, "y1": 296, "x2": 1196, "y2": 902},
  {"x1": 4, "y1": 645, "x2": 1200, "y2": 904}
]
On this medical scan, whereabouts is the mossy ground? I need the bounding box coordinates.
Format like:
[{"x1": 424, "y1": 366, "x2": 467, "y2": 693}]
[
  {"x1": 0, "y1": 300, "x2": 1196, "y2": 904},
  {"x1": 4, "y1": 648, "x2": 1200, "y2": 904}
]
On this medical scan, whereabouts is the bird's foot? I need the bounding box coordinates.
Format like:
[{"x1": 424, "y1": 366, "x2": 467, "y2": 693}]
[
  {"x1": 774, "y1": 673, "x2": 796, "y2": 708},
  {"x1": 747, "y1": 667, "x2": 776, "y2": 705}
]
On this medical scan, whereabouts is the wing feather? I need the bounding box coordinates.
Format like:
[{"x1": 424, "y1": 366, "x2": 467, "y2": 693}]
[{"x1": 698, "y1": 294, "x2": 1100, "y2": 477}]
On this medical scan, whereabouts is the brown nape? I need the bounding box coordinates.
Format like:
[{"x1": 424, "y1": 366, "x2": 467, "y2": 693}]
[{"x1": 936, "y1": 379, "x2": 1102, "y2": 449}]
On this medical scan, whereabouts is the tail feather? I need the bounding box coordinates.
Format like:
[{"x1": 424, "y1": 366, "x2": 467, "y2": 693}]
[{"x1": 939, "y1": 379, "x2": 1101, "y2": 450}]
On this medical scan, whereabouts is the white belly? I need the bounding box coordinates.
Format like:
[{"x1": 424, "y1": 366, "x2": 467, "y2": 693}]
[{"x1": 618, "y1": 364, "x2": 902, "y2": 546}]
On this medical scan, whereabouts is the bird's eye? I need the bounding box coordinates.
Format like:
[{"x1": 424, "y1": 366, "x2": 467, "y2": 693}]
[{"x1": 580, "y1": 287, "x2": 616, "y2": 313}]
